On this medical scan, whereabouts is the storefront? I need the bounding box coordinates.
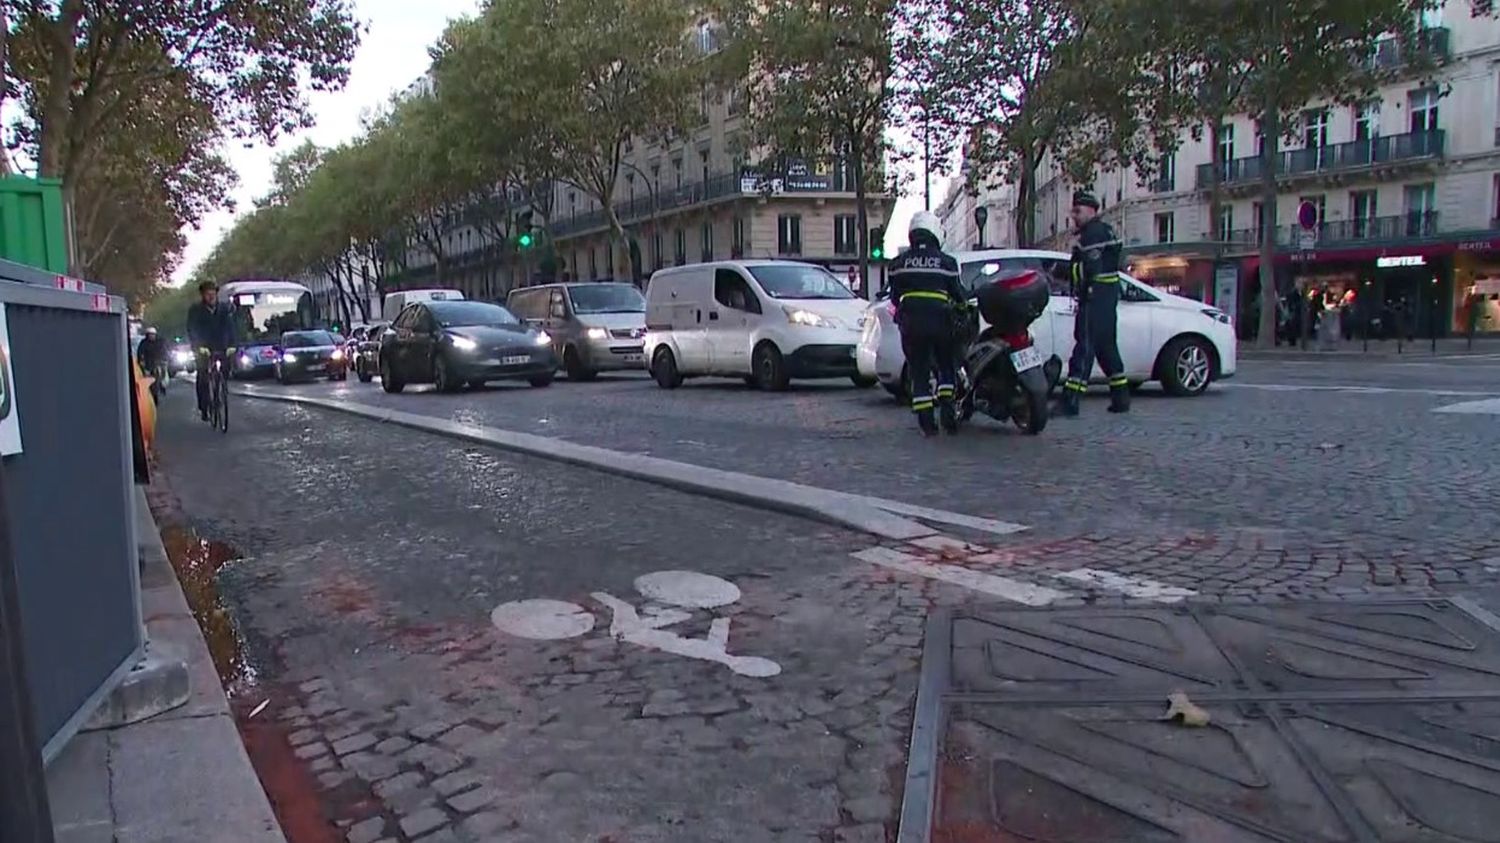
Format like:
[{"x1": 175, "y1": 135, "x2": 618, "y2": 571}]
[
  {"x1": 1126, "y1": 256, "x2": 1215, "y2": 303},
  {"x1": 1453, "y1": 248, "x2": 1500, "y2": 334}
]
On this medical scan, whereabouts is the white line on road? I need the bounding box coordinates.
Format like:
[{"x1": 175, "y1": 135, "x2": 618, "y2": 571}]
[
  {"x1": 1052, "y1": 568, "x2": 1197, "y2": 603},
  {"x1": 1433, "y1": 398, "x2": 1500, "y2": 415},
  {"x1": 1222, "y1": 382, "x2": 1500, "y2": 397},
  {"x1": 851, "y1": 546, "x2": 1067, "y2": 606}
]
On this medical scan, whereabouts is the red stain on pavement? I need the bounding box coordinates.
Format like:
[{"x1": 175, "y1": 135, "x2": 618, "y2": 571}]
[{"x1": 234, "y1": 693, "x2": 347, "y2": 843}]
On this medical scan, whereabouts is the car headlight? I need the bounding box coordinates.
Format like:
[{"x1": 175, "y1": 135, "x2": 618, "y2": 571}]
[
  {"x1": 450, "y1": 336, "x2": 478, "y2": 351},
  {"x1": 331, "y1": 348, "x2": 345, "y2": 360},
  {"x1": 783, "y1": 307, "x2": 832, "y2": 328},
  {"x1": 281, "y1": 352, "x2": 298, "y2": 363},
  {"x1": 1201, "y1": 308, "x2": 1231, "y2": 325},
  {"x1": 534, "y1": 331, "x2": 552, "y2": 346},
  {"x1": 238, "y1": 354, "x2": 251, "y2": 367},
  {"x1": 172, "y1": 350, "x2": 193, "y2": 364},
  {"x1": 585, "y1": 327, "x2": 609, "y2": 340}
]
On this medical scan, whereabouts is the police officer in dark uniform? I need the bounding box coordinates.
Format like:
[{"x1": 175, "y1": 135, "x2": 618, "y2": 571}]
[
  {"x1": 889, "y1": 211, "x2": 967, "y2": 436},
  {"x1": 1060, "y1": 191, "x2": 1129, "y2": 416}
]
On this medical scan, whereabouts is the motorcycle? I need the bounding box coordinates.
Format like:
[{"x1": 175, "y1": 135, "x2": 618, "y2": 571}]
[{"x1": 954, "y1": 269, "x2": 1062, "y2": 435}]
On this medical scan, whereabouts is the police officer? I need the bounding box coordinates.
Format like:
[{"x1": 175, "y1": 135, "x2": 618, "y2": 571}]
[
  {"x1": 889, "y1": 211, "x2": 967, "y2": 436},
  {"x1": 1060, "y1": 191, "x2": 1129, "y2": 416}
]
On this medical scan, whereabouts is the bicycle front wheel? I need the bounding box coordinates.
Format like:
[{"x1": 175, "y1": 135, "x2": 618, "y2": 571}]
[{"x1": 215, "y1": 371, "x2": 229, "y2": 433}]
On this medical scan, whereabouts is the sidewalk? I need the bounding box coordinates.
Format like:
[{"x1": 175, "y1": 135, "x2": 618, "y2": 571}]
[
  {"x1": 44, "y1": 488, "x2": 284, "y2": 843},
  {"x1": 1239, "y1": 335, "x2": 1500, "y2": 361}
]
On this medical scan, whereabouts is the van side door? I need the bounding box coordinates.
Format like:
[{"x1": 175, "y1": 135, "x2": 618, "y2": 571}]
[{"x1": 708, "y1": 268, "x2": 761, "y2": 374}]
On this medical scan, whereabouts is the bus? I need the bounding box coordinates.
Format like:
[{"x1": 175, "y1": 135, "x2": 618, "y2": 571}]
[{"x1": 220, "y1": 280, "x2": 317, "y2": 378}]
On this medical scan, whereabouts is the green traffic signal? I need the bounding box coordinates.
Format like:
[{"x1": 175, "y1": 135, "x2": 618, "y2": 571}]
[
  {"x1": 518, "y1": 232, "x2": 534, "y2": 248},
  {"x1": 870, "y1": 245, "x2": 884, "y2": 260}
]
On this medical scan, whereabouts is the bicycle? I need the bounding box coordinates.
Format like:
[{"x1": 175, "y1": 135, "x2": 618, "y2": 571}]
[{"x1": 200, "y1": 348, "x2": 235, "y2": 433}]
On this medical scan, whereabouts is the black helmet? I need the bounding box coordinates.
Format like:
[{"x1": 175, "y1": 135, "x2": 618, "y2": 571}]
[{"x1": 198, "y1": 280, "x2": 218, "y2": 293}]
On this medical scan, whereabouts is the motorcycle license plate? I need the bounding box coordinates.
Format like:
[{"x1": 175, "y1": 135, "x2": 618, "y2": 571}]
[
  {"x1": 502, "y1": 355, "x2": 531, "y2": 365},
  {"x1": 1009, "y1": 346, "x2": 1043, "y2": 372}
]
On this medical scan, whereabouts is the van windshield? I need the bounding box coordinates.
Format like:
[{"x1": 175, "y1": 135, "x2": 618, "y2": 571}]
[
  {"x1": 747, "y1": 265, "x2": 855, "y2": 300},
  {"x1": 568, "y1": 284, "x2": 645, "y2": 314}
]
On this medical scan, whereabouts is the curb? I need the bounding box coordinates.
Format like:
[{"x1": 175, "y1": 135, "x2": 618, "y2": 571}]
[{"x1": 233, "y1": 388, "x2": 1027, "y2": 542}]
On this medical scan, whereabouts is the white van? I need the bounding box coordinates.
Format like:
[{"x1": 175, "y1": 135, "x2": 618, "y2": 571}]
[
  {"x1": 643, "y1": 260, "x2": 873, "y2": 391},
  {"x1": 382, "y1": 288, "x2": 464, "y2": 323}
]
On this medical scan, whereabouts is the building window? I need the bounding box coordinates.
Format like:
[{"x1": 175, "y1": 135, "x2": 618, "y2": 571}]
[
  {"x1": 727, "y1": 86, "x2": 745, "y2": 118},
  {"x1": 1354, "y1": 102, "x2": 1381, "y2": 141},
  {"x1": 700, "y1": 150, "x2": 710, "y2": 184},
  {"x1": 695, "y1": 20, "x2": 720, "y2": 54},
  {"x1": 1493, "y1": 174, "x2": 1500, "y2": 226},
  {"x1": 1252, "y1": 201, "x2": 1265, "y2": 239},
  {"x1": 700, "y1": 221, "x2": 713, "y2": 262},
  {"x1": 1215, "y1": 204, "x2": 1233, "y2": 240},
  {"x1": 1157, "y1": 153, "x2": 1176, "y2": 191},
  {"x1": 652, "y1": 231, "x2": 664, "y2": 270},
  {"x1": 1253, "y1": 120, "x2": 1266, "y2": 157},
  {"x1": 732, "y1": 216, "x2": 746, "y2": 257},
  {"x1": 778, "y1": 214, "x2": 802, "y2": 256},
  {"x1": 1303, "y1": 109, "x2": 1329, "y2": 148},
  {"x1": 589, "y1": 247, "x2": 598, "y2": 280},
  {"x1": 650, "y1": 163, "x2": 661, "y2": 191},
  {"x1": 1404, "y1": 183, "x2": 1436, "y2": 235},
  {"x1": 674, "y1": 228, "x2": 687, "y2": 265},
  {"x1": 1409, "y1": 88, "x2": 1439, "y2": 133},
  {"x1": 1217, "y1": 125, "x2": 1235, "y2": 163},
  {"x1": 833, "y1": 214, "x2": 857, "y2": 255},
  {"x1": 1154, "y1": 212, "x2": 1175, "y2": 244},
  {"x1": 1351, "y1": 189, "x2": 1378, "y2": 224},
  {"x1": 672, "y1": 158, "x2": 683, "y2": 190}
]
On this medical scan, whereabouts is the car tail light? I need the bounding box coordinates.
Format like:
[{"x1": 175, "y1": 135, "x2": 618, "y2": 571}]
[
  {"x1": 998, "y1": 270, "x2": 1040, "y2": 290},
  {"x1": 1002, "y1": 332, "x2": 1032, "y2": 350}
]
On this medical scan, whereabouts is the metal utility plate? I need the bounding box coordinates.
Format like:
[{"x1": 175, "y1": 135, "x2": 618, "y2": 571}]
[{"x1": 901, "y1": 600, "x2": 1500, "y2": 843}]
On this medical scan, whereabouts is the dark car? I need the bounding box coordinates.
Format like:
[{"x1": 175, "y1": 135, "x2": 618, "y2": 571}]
[
  {"x1": 275, "y1": 330, "x2": 349, "y2": 384},
  {"x1": 352, "y1": 322, "x2": 390, "y2": 383},
  {"x1": 379, "y1": 301, "x2": 557, "y2": 393}
]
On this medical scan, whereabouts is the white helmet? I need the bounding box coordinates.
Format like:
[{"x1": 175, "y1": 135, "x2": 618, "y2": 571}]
[{"x1": 909, "y1": 210, "x2": 944, "y2": 248}]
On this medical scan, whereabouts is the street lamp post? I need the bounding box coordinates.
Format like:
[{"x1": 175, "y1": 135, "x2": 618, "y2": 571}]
[{"x1": 974, "y1": 205, "x2": 988, "y2": 250}]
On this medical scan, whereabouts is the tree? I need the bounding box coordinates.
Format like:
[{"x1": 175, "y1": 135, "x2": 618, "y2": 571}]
[
  {"x1": 1139, "y1": 0, "x2": 1440, "y2": 347},
  {"x1": 465, "y1": 0, "x2": 710, "y2": 280},
  {"x1": 6, "y1": 0, "x2": 359, "y2": 187},
  {"x1": 729, "y1": 0, "x2": 894, "y2": 289}
]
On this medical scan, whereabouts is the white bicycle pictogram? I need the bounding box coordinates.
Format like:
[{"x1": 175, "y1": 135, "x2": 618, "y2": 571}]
[{"x1": 490, "y1": 570, "x2": 781, "y2": 678}]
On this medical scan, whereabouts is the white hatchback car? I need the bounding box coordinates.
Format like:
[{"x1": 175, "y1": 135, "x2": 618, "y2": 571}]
[{"x1": 857, "y1": 249, "x2": 1237, "y2": 400}]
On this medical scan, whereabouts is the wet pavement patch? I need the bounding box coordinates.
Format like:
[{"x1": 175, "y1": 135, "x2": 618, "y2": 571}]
[
  {"x1": 903, "y1": 600, "x2": 1500, "y2": 842},
  {"x1": 157, "y1": 523, "x2": 259, "y2": 698}
]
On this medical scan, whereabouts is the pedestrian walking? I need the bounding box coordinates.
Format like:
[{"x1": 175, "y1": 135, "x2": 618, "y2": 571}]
[{"x1": 1059, "y1": 191, "x2": 1128, "y2": 416}]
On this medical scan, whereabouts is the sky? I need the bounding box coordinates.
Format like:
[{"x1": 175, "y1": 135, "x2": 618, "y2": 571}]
[{"x1": 170, "y1": 0, "x2": 931, "y2": 285}]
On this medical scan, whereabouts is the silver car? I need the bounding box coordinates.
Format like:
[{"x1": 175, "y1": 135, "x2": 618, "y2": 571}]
[{"x1": 506, "y1": 282, "x2": 647, "y2": 380}]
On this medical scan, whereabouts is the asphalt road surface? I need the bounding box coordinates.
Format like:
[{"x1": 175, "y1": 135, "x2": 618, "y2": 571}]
[{"x1": 150, "y1": 351, "x2": 1500, "y2": 842}]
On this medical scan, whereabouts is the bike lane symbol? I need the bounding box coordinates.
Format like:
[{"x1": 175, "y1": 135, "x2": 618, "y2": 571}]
[{"x1": 490, "y1": 570, "x2": 781, "y2": 678}]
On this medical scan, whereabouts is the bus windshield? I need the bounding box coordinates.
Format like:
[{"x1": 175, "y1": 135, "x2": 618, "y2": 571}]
[{"x1": 229, "y1": 289, "x2": 314, "y2": 343}]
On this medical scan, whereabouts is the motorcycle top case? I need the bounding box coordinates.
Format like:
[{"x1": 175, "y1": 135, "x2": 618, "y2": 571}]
[{"x1": 976, "y1": 270, "x2": 1050, "y2": 335}]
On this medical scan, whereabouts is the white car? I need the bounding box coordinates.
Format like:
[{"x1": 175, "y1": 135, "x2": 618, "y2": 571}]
[{"x1": 857, "y1": 248, "x2": 1237, "y2": 400}]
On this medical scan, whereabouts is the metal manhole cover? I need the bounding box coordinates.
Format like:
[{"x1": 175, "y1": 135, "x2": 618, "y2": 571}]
[{"x1": 901, "y1": 599, "x2": 1500, "y2": 843}]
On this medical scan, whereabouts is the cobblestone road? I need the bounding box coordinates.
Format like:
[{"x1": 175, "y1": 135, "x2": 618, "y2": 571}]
[{"x1": 153, "y1": 355, "x2": 1500, "y2": 841}]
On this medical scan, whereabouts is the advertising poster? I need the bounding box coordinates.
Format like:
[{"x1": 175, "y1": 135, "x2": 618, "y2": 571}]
[{"x1": 0, "y1": 304, "x2": 21, "y2": 456}]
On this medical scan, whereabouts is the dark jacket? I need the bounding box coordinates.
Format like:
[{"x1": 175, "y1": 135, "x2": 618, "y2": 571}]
[
  {"x1": 888, "y1": 241, "x2": 965, "y2": 332},
  {"x1": 187, "y1": 301, "x2": 236, "y2": 351},
  {"x1": 1071, "y1": 217, "x2": 1123, "y2": 296},
  {"x1": 136, "y1": 335, "x2": 166, "y2": 368}
]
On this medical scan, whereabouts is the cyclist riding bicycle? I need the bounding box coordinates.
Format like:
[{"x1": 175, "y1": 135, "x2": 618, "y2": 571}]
[{"x1": 186, "y1": 280, "x2": 236, "y2": 421}]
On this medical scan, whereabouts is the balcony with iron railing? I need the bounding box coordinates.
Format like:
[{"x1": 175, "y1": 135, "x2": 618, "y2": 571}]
[
  {"x1": 548, "y1": 166, "x2": 865, "y2": 238},
  {"x1": 1194, "y1": 130, "x2": 1445, "y2": 190},
  {"x1": 1369, "y1": 27, "x2": 1450, "y2": 70},
  {"x1": 1222, "y1": 212, "x2": 1442, "y2": 251}
]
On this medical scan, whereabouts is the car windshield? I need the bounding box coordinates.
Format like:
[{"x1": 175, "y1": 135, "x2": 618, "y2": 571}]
[
  {"x1": 429, "y1": 301, "x2": 520, "y2": 328},
  {"x1": 283, "y1": 331, "x2": 337, "y2": 348},
  {"x1": 568, "y1": 284, "x2": 645, "y2": 314},
  {"x1": 747, "y1": 265, "x2": 855, "y2": 300}
]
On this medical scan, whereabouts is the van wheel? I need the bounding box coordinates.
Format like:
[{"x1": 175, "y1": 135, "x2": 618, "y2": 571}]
[
  {"x1": 743, "y1": 375, "x2": 759, "y2": 389},
  {"x1": 652, "y1": 347, "x2": 683, "y2": 389},
  {"x1": 753, "y1": 343, "x2": 790, "y2": 392},
  {"x1": 563, "y1": 346, "x2": 597, "y2": 381}
]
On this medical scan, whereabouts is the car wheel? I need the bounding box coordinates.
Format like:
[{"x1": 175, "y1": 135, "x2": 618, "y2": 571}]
[
  {"x1": 433, "y1": 354, "x2": 460, "y2": 393},
  {"x1": 563, "y1": 346, "x2": 597, "y2": 381},
  {"x1": 651, "y1": 347, "x2": 683, "y2": 389},
  {"x1": 529, "y1": 372, "x2": 555, "y2": 388},
  {"x1": 752, "y1": 342, "x2": 790, "y2": 392},
  {"x1": 357, "y1": 362, "x2": 373, "y2": 383},
  {"x1": 1159, "y1": 337, "x2": 1214, "y2": 397},
  {"x1": 851, "y1": 375, "x2": 877, "y2": 389},
  {"x1": 380, "y1": 357, "x2": 404, "y2": 393}
]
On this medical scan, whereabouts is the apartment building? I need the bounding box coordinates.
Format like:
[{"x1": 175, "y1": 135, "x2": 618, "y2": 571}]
[
  {"x1": 995, "y1": 0, "x2": 1500, "y2": 337},
  {"x1": 934, "y1": 168, "x2": 1017, "y2": 252}
]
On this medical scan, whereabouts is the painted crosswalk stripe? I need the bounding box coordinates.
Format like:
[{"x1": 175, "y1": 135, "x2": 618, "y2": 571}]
[
  {"x1": 851, "y1": 547, "x2": 1067, "y2": 606},
  {"x1": 1053, "y1": 568, "x2": 1197, "y2": 603}
]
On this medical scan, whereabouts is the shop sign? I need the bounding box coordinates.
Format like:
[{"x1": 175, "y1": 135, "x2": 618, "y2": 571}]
[
  {"x1": 0, "y1": 305, "x2": 22, "y2": 455},
  {"x1": 1376, "y1": 255, "x2": 1426, "y2": 268},
  {"x1": 1458, "y1": 240, "x2": 1500, "y2": 252},
  {"x1": 1214, "y1": 265, "x2": 1239, "y2": 325}
]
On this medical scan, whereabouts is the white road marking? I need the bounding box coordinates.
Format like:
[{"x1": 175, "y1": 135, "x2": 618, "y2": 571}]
[
  {"x1": 634, "y1": 570, "x2": 741, "y2": 609},
  {"x1": 1053, "y1": 568, "x2": 1197, "y2": 603},
  {"x1": 1433, "y1": 398, "x2": 1500, "y2": 415},
  {"x1": 591, "y1": 591, "x2": 781, "y2": 677},
  {"x1": 851, "y1": 546, "x2": 1066, "y2": 606},
  {"x1": 1223, "y1": 382, "x2": 1499, "y2": 397},
  {"x1": 490, "y1": 599, "x2": 596, "y2": 640}
]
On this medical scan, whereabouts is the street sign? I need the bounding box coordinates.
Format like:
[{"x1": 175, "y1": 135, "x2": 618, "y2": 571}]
[
  {"x1": 1297, "y1": 229, "x2": 1317, "y2": 252},
  {"x1": 1297, "y1": 201, "x2": 1319, "y2": 230}
]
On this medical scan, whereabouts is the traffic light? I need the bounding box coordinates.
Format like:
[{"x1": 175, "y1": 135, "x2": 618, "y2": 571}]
[
  {"x1": 515, "y1": 210, "x2": 536, "y2": 249},
  {"x1": 518, "y1": 231, "x2": 534, "y2": 249},
  {"x1": 869, "y1": 227, "x2": 885, "y2": 261}
]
